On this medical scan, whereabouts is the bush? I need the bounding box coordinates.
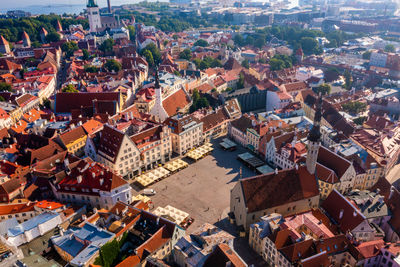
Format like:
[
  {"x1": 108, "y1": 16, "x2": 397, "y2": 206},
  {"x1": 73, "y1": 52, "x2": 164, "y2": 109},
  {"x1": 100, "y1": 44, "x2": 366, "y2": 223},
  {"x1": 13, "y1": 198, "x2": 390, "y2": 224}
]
[
  {"x1": 62, "y1": 84, "x2": 78, "y2": 93},
  {"x1": 104, "y1": 59, "x2": 122, "y2": 72},
  {"x1": 342, "y1": 101, "x2": 367, "y2": 114},
  {"x1": 313, "y1": 83, "x2": 331, "y2": 95},
  {"x1": 0, "y1": 82, "x2": 12, "y2": 92}
]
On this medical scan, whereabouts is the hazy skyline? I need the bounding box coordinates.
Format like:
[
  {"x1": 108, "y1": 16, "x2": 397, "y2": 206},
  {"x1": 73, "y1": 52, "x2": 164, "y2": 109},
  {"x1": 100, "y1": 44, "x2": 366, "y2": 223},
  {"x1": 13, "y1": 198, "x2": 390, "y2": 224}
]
[{"x1": 1, "y1": 0, "x2": 140, "y2": 10}]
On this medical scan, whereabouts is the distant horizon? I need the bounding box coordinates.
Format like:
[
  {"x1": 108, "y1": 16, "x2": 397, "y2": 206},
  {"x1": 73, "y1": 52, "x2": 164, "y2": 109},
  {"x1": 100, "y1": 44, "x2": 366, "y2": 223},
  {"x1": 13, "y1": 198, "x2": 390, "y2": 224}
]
[
  {"x1": 0, "y1": 0, "x2": 167, "y2": 10},
  {"x1": 0, "y1": 0, "x2": 168, "y2": 15}
]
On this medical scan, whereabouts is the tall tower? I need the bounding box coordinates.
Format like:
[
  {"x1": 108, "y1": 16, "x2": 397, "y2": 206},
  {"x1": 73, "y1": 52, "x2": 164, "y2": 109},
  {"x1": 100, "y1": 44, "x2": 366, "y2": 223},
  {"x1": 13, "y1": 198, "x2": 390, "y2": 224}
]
[
  {"x1": 107, "y1": 0, "x2": 112, "y2": 13},
  {"x1": 56, "y1": 20, "x2": 63, "y2": 32},
  {"x1": 0, "y1": 36, "x2": 10, "y2": 54},
  {"x1": 87, "y1": 0, "x2": 102, "y2": 33},
  {"x1": 306, "y1": 94, "x2": 322, "y2": 175},
  {"x1": 149, "y1": 68, "x2": 168, "y2": 122},
  {"x1": 40, "y1": 27, "x2": 48, "y2": 43},
  {"x1": 22, "y1": 31, "x2": 31, "y2": 48}
]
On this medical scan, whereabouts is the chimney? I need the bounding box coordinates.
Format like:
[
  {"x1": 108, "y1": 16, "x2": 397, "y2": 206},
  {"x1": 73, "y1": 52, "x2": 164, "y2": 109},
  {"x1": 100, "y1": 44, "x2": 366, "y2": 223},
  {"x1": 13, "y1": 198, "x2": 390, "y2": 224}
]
[
  {"x1": 107, "y1": 0, "x2": 112, "y2": 13},
  {"x1": 275, "y1": 168, "x2": 278, "y2": 174},
  {"x1": 100, "y1": 178, "x2": 104, "y2": 185},
  {"x1": 77, "y1": 175, "x2": 82, "y2": 183}
]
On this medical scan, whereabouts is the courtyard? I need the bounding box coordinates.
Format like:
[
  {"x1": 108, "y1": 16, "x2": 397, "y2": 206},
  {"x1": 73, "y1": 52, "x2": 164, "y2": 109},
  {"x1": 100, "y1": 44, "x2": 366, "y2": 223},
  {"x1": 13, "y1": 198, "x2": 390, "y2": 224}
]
[{"x1": 132, "y1": 138, "x2": 266, "y2": 266}]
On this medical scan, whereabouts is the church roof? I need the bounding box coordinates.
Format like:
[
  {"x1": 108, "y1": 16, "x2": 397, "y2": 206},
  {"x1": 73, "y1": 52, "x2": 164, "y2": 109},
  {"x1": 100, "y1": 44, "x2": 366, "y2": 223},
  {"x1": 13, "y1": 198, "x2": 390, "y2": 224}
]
[{"x1": 87, "y1": 0, "x2": 98, "y2": 7}]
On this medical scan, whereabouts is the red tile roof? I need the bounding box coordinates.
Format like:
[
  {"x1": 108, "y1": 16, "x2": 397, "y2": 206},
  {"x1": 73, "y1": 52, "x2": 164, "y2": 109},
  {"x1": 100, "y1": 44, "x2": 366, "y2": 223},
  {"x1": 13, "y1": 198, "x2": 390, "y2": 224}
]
[
  {"x1": 203, "y1": 243, "x2": 246, "y2": 267},
  {"x1": 0, "y1": 202, "x2": 35, "y2": 216},
  {"x1": 97, "y1": 125, "x2": 125, "y2": 162},
  {"x1": 162, "y1": 89, "x2": 190, "y2": 117},
  {"x1": 321, "y1": 189, "x2": 365, "y2": 232},
  {"x1": 240, "y1": 166, "x2": 320, "y2": 213},
  {"x1": 58, "y1": 159, "x2": 128, "y2": 193},
  {"x1": 317, "y1": 146, "x2": 351, "y2": 179},
  {"x1": 55, "y1": 92, "x2": 120, "y2": 114},
  {"x1": 59, "y1": 126, "x2": 87, "y2": 146}
]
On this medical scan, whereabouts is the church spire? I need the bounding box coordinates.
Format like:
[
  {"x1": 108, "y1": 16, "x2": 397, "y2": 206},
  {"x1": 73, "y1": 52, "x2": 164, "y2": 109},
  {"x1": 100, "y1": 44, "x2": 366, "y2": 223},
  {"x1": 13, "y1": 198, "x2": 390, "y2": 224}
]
[
  {"x1": 308, "y1": 93, "x2": 322, "y2": 142},
  {"x1": 306, "y1": 93, "x2": 323, "y2": 175},
  {"x1": 154, "y1": 67, "x2": 160, "y2": 89},
  {"x1": 87, "y1": 0, "x2": 98, "y2": 7}
]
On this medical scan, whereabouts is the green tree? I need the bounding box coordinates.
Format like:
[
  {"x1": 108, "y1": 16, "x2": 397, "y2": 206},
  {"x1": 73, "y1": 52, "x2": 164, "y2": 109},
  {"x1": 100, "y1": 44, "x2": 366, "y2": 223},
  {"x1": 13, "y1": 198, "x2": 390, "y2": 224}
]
[
  {"x1": 254, "y1": 35, "x2": 266, "y2": 48},
  {"x1": 300, "y1": 37, "x2": 321, "y2": 55},
  {"x1": 193, "y1": 58, "x2": 201, "y2": 69},
  {"x1": 210, "y1": 58, "x2": 222, "y2": 68},
  {"x1": 193, "y1": 39, "x2": 208, "y2": 47},
  {"x1": 172, "y1": 34, "x2": 179, "y2": 40},
  {"x1": 140, "y1": 43, "x2": 161, "y2": 66},
  {"x1": 344, "y1": 70, "x2": 353, "y2": 90},
  {"x1": 189, "y1": 89, "x2": 210, "y2": 112},
  {"x1": 233, "y1": 34, "x2": 245, "y2": 47},
  {"x1": 259, "y1": 58, "x2": 267, "y2": 64},
  {"x1": 241, "y1": 59, "x2": 249, "y2": 69},
  {"x1": 342, "y1": 101, "x2": 367, "y2": 114},
  {"x1": 353, "y1": 116, "x2": 367, "y2": 125},
  {"x1": 362, "y1": 50, "x2": 372, "y2": 60},
  {"x1": 62, "y1": 84, "x2": 78, "y2": 93},
  {"x1": 31, "y1": 41, "x2": 41, "y2": 48},
  {"x1": 269, "y1": 58, "x2": 285, "y2": 71},
  {"x1": 384, "y1": 44, "x2": 396, "y2": 53},
  {"x1": 143, "y1": 50, "x2": 154, "y2": 67},
  {"x1": 94, "y1": 239, "x2": 120, "y2": 267},
  {"x1": 313, "y1": 83, "x2": 331, "y2": 95},
  {"x1": 82, "y1": 49, "x2": 90, "y2": 60},
  {"x1": 179, "y1": 48, "x2": 192, "y2": 60},
  {"x1": 99, "y1": 38, "x2": 115, "y2": 55},
  {"x1": 245, "y1": 35, "x2": 255, "y2": 46},
  {"x1": 45, "y1": 32, "x2": 60, "y2": 43},
  {"x1": 127, "y1": 25, "x2": 135, "y2": 42},
  {"x1": 84, "y1": 65, "x2": 99, "y2": 73},
  {"x1": 0, "y1": 82, "x2": 12, "y2": 92},
  {"x1": 104, "y1": 59, "x2": 122, "y2": 72},
  {"x1": 61, "y1": 41, "x2": 78, "y2": 58},
  {"x1": 237, "y1": 73, "x2": 245, "y2": 89}
]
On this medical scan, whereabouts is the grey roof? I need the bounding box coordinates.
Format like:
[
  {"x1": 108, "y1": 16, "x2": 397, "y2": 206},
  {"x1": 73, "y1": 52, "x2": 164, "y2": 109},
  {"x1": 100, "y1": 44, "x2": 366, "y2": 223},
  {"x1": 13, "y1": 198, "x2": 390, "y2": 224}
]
[
  {"x1": 347, "y1": 190, "x2": 389, "y2": 219},
  {"x1": 15, "y1": 253, "x2": 62, "y2": 267},
  {"x1": 8, "y1": 212, "x2": 59, "y2": 237},
  {"x1": 0, "y1": 217, "x2": 18, "y2": 236}
]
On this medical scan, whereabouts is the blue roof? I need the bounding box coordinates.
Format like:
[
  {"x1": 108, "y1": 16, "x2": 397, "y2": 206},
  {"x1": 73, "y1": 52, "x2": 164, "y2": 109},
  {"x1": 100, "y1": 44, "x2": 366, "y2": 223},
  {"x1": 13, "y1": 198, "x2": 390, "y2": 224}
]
[
  {"x1": 52, "y1": 223, "x2": 114, "y2": 266},
  {"x1": 8, "y1": 212, "x2": 59, "y2": 237}
]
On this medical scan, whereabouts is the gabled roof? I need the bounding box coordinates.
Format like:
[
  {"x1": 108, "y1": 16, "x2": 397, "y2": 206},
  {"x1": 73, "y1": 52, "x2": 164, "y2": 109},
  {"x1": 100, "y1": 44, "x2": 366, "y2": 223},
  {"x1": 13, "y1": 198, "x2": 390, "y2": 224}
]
[
  {"x1": 58, "y1": 159, "x2": 127, "y2": 193},
  {"x1": 0, "y1": 202, "x2": 35, "y2": 216},
  {"x1": 203, "y1": 243, "x2": 246, "y2": 267},
  {"x1": 230, "y1": 115, "x2": 254, "y2": 134},
  {"x1": 59, "y1": 126, "x2": 87, "y2": 146},
  {"x1": 224, "y1": 58, "x2": 242, "y2": 70},
  {"x1": 82, "y1": 119, "x2": 103, "y2": 135},
  {"x1": 317, "y1": 146, "x2": 351, "y2": 179},
  {"x1": 97, "y1": 125, "x2": 125, "y2": 162},
  {"x1": 321, "y1": 189, "x2": 365, "y2": 232},
  {"x1": 55, "y1": 92, "x2": 120, "y2": 114},
  {"x1": 240, "y1": 166, "x2": 320, "y2": 213},
  {"x1": 162, "y1": 89, "x2": 190, "y2": 117}
]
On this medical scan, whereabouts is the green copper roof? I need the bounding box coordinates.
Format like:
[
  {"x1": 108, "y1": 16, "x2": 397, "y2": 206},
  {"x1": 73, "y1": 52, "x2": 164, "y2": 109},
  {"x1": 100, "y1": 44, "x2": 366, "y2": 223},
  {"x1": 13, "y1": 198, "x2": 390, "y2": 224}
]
[{"x1": 87, "y1": 0, "x2": 98, "y2": 7}]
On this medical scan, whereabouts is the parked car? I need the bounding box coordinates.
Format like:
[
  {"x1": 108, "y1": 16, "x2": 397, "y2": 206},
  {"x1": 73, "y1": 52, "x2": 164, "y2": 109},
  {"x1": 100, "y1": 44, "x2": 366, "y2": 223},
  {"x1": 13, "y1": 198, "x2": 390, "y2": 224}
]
[{"x1": 143, "y1": 189, "x2": 156, "y2": 196}]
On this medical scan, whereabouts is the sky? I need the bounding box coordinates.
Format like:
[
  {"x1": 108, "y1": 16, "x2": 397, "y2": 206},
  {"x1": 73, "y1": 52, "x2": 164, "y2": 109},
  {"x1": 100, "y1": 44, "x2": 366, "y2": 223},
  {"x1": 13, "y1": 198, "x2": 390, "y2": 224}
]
[{"x1": 2, "y1": 0, "x2": 134, "y2": 9}]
